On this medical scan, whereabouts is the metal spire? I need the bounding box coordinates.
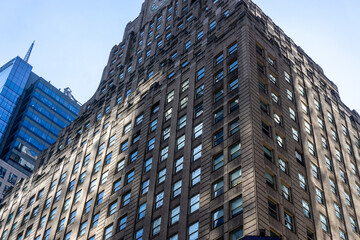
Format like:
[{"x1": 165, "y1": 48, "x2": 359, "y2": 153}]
[{"x1": 24, "y1": 41, "x2": 35, "y2": 63}]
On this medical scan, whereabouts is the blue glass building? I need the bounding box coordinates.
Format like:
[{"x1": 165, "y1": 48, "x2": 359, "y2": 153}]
[
  {"x1": 0, "y1": 57, "x2": 32, "y2": 143},
  {"x1": 0, "y1": 51, "x2": 80, "y2": 176}
]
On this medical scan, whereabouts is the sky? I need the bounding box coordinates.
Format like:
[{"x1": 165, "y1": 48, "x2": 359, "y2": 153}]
[{"x1": 0, "y1": 0, "x2": 359, "y2": 111}]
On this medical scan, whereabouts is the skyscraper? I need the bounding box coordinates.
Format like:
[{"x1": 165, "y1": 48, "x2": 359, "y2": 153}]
[
  {"x1": 0, "y1": 0, "x2": 359, "y2": 239},
  {"x1": 0, "y1": 45, "x2": 81, "y2": 194}
]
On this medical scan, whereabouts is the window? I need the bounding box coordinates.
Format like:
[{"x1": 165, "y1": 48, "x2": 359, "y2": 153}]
[
  {"x1": 63, "y1": 198, "x2": 71, "y2": 212},
  {"x1": 122, "y1": 192, "x2": 131, "y2": 206},
  {"x1": 215, "y1": 53, "x2": 223, "y2": 65},
  {"x1": 91, "y1": 212, "x2": 100, "y2": 228},
  {"x1": 145, "y1": 157, "x2": 152, "y2": 172},
  {"x1": 281, "y1": 183, "x2": 291, "y2": 201},
  {"x1": 261, "y1": 121, "x2": 271, "y2": 137},
  {"x1": 60, "y1": 172, "x2": 67, "y2": 184},
  {"x1": 44, "y1": 228, "x2": 51, "y2": 240},
  {"x1": 302, "y1": 200, "x2": 311, "y2": 218},
  {"x1": 213, "y1": 179, "x2": 224, "y2": 198},
  {"x1": 74, "y1": 190, "x2": 82, "y2": 203},
  {"x1": 177, "y1": 135, "x2": 185, "y2": 150},
  {"x1": 195, "y1": 103, "x2": 203, "y2": 117},
  {"x1": 133, "y1": 203, "x2": 146, "y2": 222},
  {"x1": 230, "y1": 168, "x2": 242, "y2": 187},
  {"x1": 68, "y1": 179, "x2": 75, "y2": 192},
  {"x1": 136, "y1": 114, "x2": 144, "y2": 125},
  {"x1": 79, "y1": 171, "x2": 86, "y2": 184},
  {"x1": 260, "y1": 100, "x2": 269, "y2": 113},
  {"x1": 96, "y1": 191, "x2": 104, "y2": 205},
  {"x1": 123, "y1": 123, "x2": 132, "y2": 135},
  {"x1": 158, "y1": 169, "x2": 166, "y2": 184},
  {"x1": 190, "y1": 194, "x2": 200, "y2": 213},
  {"x1": 97, "y1": 143, "x2": 105, "y2": 156},
  {"x1": 326, "y1": 156, "x2": 333, "y2": 171},
  {"x1": 340, "y1": 169, "x2": 347, "y2": 183},
  {"x1": 167, "y1": 90, "x2": 175, "y2": 103},
  {"x1": 230, "y1": 143, "x2": 241, "y2": 160},
  {"x1": 231, "y1": 197, "x2": 243, "y2": 217},
  {"x1": 213, "y1": 154, "x2": 224, "y2": 171},
  {"x1": 165, "y1": 108, "x2": 172, "y2": 121},
  {"x1": 108, "y1": 201, "x2": 117, "y2": 216},
  {"x1": 284, "y1": 211, "x2": 295, "y2": 231},
  {"x1": 178, "y1": 115, "x2": 187, "y2": 129},
  {"x1": 129, "y1": 150, "x2": 137, "y2": 163},
  {"x1": 271, "y1": 91, "x2": 280, "y2": 104},
  {"x1": 320, "y1": 214, "x2": 328, "y2": 232},
  {"x1": 229, "y1": 119, "x2": 240, "y2": 135},
  {"x1": 45, "y1": 197, "x2": 52, "y2": 209},
  {"x1": 304, "y1": 121, "x2": 312, "y2": 135},
  {"x1": 148, "y1": 137, "x2": 155, "y2": 151},
  {"x1": 195, "y1": 85, "x2": 204, "y2": 98},
  {"x1": 298, "y1": 173, "x2": 307, "y2": 190},
  {"x1": 272, "y1": 112, "x2": 282, "y2": 126},
  {"x1": 292, "y1": 128, "x2": 299, "y2": 142},
  {"x1": 197, "y1": 30, "x2": 203, "y2": 40},
  {"x1": 155, "y1": 191, "x2": 164, "y2": 208},
  {"x1": 120, "y1": 140, "x2": 128, "y2": 152},
  {"x1": 334, "y1": 202, "x2": 342, "y2": 219},
  {"x1": 181, "y1": 79, "x2": 189, "y2": 92},
  {"x1": 193, "y1": 144, "x2": 202, "y2": 161},
  {"x1": 191, "y1": 168, "x2": 201, "y2": 186},
  {"x1": 263, "y1": 145, "x2": 272, "y2": 161},
  {"x1": 209, "y1": 20, "x2": 216, "y2": 30},
  {"x1": 212, "y1": 208, "x2": 224, "y2": 228},
  {"x1": 335, "y1": 148, "x2": 342, "y2": 162},
  {"x1": 350, "y1": 216, "x2": 358, "y2": 232},
  {"x1": 331, "y1": 129, "x2": 338, "y2": 141},
  {"x1": 328, "y1": 112, "x2": 334, "y2": 123},
  {"x1": 229, "y1": 61, "x2": 238, "y2": 73},
  {"x1": 142, "y1": 179, "x2": 150, "y2": 194},
  {"x1": 135, "y1": 228, "x2": 143, "y2": 240},
  {"x1": 257, "y1": 61, "x2": 265, "y2": 74},
  {"x1": 315, "y1": 188, "x2": 324, "y2": 204},
  {"x1": 113, "y1": 179, "x2": 121, "y2": 192},
  {"x1": 93, "y1": 160, "x2": 101, "y2": 173},
  {"x1": 79, "y1": 221, "x2": 87, "y2": 236},
  {"x1": 268, "y1": 199, "x2": 278, "y2": 219},
  {"x1": 173, "y1": 180, "x2": 182, "y2": 198},
  {"x1": 126, "y1": 170, "x2": 134, "y2": 184},
  {"x1": 194, "y1": 123, "x2": 203, "y2": 138},
  {"x1": 318, "y1": 117, "x2": 324, "y2": 129},
  {"x1": 152, "y1": 217, "x2": 161, "y2": 236},
  {"x1": 311, "y1": 163, "x2": 319, "y2": 179},
  {"x1": 214, "y1": 89, "x2": 224, "y2": 102},
  {"x1": 289, "y1": 107, "x2": 296, "y2": 121},
  {"x1": 308, "y1": 141, "x2": 315, "y2": 156},
  {"x1": 160, "y1": 146, "x2": 168, "y2": 161},
  {"x1": 345, "y1": 191, "x2": 352, "y2": 207},
  {"x1": 101, "y1": 171, "x2": 108, "y2": 184},
  {"x1": 49, "y1": 208, "x2": 57, "y2": 221},
  {"x1": 64, "y1": 231, "x2": 71, "y2": 240},
  {"x1": 175, "y1": 157, "x2": 183, "y2": 173},
  {"x1": 119, "y1": 215, "x2": 127, "y2": 231},
  {"x1": 84, "y1": 199, "x2": 92, "y2": 213},
  {"x1": 321, "y1": 136, "x2": 328, "y2": 149},
  {"x1": 55, "y1": 189, "x2": 62, "y2": 202},
  {"x1": 197, "y1": 67, "x2": 205, "y2": 81},
  {"x1": 229, "y1": 98, "x2": 239, "y2": 112},
  {"x1": 228, "y1": 43, "x2": 237, "y2": 55},
  {"x1": 265, "y1": 171, "x2": 275, "y2": 189},
  {"x1": 276, "y1": 133, "x2": 284, "y2": 148},
  {"x1": 278, "y1": 157, "x2": 287, "y2": 173},
  {"x1": 104, "y1": 225, "x2": 113, "y2": 240},
  {"x1": 69, "y1": 210, "x2": 76, "y2": 224}
]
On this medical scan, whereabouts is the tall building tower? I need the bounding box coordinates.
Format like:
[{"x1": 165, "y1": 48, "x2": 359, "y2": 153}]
[
  {"x1": 0, "y1": 0, "x2": 359, "y2": 240},
  {"x1": 0, "y1": 45, "x2": 81, "y2": 196}
]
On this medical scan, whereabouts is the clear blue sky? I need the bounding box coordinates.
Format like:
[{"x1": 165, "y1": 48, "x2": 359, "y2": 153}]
[{"x1": 0, "y1": 0, "x2": 359, "y2": 112}]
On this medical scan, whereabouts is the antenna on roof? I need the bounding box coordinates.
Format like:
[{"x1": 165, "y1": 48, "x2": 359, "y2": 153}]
[{"x1": 24, "y1": 41, "x2": 35, "y2": 63}]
